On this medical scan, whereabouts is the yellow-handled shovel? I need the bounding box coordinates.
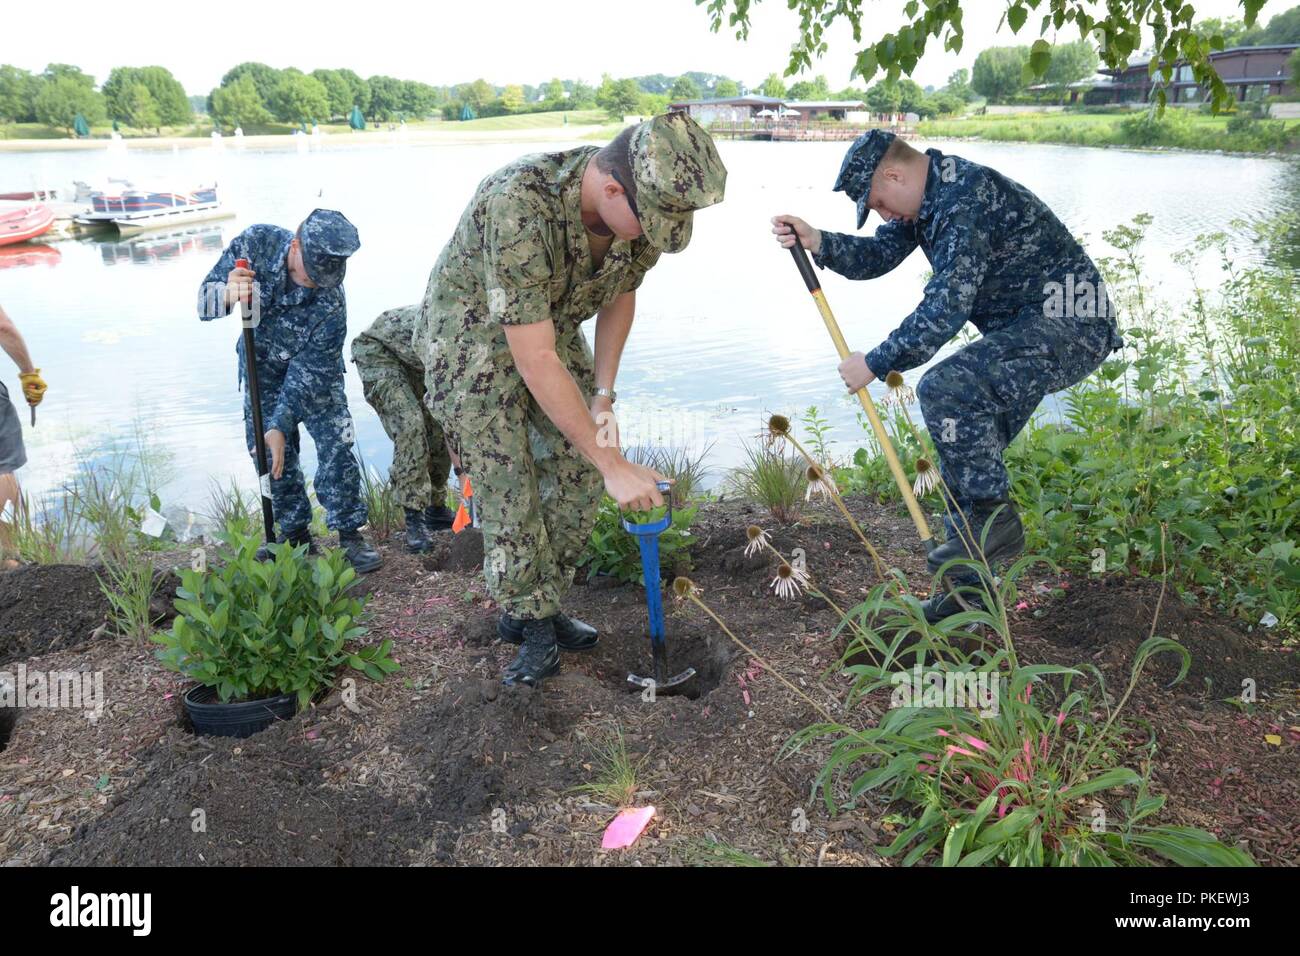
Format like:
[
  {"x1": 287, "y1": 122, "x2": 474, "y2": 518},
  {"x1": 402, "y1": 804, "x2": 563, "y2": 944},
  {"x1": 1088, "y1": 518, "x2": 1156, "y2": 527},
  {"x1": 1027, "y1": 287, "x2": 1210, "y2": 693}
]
[{"x1": 788, "y1": 243, "x2": 935, "y2": 553}]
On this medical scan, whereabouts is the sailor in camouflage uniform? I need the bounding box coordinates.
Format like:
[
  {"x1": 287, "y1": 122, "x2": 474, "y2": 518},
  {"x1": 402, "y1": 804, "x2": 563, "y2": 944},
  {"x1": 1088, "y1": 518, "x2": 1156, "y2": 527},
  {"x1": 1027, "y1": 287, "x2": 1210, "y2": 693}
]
[
  {"x1": 351, "y1": 304, "x2": 456, "y2": 552},
  {"x1": 774, "y1": 130, "x2": 1123, "y2": 620},
  {"x1": 199, "y1": 209, "x2": 381, "y2": 572},
  {"x1": 417, "y1": 112, "x2": 727, "y2": 686}
]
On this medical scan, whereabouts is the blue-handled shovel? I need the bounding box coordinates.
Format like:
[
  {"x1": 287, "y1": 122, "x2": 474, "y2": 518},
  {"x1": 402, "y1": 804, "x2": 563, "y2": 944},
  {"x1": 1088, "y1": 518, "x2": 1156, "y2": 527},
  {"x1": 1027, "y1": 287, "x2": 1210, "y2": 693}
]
[{"x1": 623, "y1": 480, "x2": 697, "y2": 696}]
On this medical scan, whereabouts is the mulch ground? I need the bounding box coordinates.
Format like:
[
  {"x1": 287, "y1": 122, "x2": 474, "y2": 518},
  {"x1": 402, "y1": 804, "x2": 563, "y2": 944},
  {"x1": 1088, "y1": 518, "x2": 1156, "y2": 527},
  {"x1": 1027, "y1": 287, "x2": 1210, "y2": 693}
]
[{"x1": 2, "y1": 495, "x2": 1296, "y2": 866}]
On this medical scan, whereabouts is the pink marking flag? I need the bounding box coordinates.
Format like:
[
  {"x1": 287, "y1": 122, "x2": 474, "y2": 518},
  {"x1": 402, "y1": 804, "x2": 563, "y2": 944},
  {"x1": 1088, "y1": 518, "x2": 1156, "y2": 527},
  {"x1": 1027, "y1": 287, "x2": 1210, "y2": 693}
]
[{"x1": 602, "y1": 806, "x2": 656, "y2": 850}]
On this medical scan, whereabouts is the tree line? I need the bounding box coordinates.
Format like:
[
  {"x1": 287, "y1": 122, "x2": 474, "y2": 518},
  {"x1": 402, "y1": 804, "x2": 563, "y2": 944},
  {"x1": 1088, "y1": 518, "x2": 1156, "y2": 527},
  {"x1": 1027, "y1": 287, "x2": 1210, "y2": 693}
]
[{"x1": 3, "y1": 6, "x2": 1295, "y2": 136}]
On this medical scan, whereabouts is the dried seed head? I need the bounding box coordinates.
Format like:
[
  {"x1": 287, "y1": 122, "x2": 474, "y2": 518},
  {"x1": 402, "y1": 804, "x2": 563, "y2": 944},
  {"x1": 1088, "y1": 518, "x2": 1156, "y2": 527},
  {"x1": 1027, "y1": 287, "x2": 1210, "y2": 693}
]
[
  {"x1": 672, "y1": 577, "x2": 696, "y2": 598},
  {"x1": 767, "y1": 414, "x2": 790, "y2": 437},
  {"x1": 744, "y1": 526, "x2": 772, "y2": 558},
  {"x1": 777, "y1": 563, "x2": 793, "y2": 579},
  {"x1": 912, "y1": 457, "x2": 940, "y2": 497},
  {"x1": 882, "y1": 372, "x2": 917, "y2": 408},
  {"x1": 804, "y1": 463, "x2": 838, "y2": 502}
]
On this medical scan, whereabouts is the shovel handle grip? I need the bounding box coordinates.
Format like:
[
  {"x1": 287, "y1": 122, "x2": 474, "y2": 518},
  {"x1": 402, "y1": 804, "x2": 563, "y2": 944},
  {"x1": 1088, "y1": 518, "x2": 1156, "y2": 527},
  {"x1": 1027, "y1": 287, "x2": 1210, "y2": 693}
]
[
  {"x1": 619, "y1": 480, "x2": 673, "y2": 535},
  {"x1": 789, "y1": 242, "x2": 821, "y2": 294}
]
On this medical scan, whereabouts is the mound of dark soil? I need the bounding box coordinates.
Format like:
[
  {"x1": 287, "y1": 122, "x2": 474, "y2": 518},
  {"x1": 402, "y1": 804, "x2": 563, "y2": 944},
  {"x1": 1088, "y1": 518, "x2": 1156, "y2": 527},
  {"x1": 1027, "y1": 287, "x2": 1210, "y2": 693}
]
[
  {"x1": 48, "y1": 716, "x2": 434, "y2": 866},
  {"x1": 1020, "y1": 575, "x2": 1300, "y2": 698},
  {"x1": 0, "y1": 564, "x2": 181, "y2": 665}
]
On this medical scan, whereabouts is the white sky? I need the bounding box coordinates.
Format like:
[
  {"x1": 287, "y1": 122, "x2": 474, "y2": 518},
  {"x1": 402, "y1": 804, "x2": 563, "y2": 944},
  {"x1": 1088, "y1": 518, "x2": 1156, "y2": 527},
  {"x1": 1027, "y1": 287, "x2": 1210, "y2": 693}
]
[{"x1": 6, "y1": 0, "x2": 1257, "y2": 95}]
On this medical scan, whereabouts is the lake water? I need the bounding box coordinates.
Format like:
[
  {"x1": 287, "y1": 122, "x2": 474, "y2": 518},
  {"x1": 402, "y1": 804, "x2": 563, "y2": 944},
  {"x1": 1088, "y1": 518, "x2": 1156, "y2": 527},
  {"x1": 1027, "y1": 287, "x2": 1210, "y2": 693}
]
[{"x1": 1, "y1": 136, "x2": 1296, "y2": 515}]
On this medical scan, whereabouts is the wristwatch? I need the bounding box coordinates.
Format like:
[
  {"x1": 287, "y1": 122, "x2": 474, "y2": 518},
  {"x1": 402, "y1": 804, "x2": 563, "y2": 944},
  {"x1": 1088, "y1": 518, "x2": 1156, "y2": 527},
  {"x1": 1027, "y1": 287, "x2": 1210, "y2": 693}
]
[{"x1": 593, "y1": 386, "x2": 617, "y2": 403}]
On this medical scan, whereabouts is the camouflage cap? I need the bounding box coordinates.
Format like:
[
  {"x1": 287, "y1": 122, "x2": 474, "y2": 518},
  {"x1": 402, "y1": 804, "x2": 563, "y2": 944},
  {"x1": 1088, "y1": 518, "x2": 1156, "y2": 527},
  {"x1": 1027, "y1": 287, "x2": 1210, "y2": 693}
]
[
  {"x1": 832, "y1": 129, "x2": 896, "y2": 229},
  {"x1": 298, "y1": 208, "x2": 360, "y2": 289},
  {"x1": 628, "y1": 112, "x2": 727, "y2": 253}
]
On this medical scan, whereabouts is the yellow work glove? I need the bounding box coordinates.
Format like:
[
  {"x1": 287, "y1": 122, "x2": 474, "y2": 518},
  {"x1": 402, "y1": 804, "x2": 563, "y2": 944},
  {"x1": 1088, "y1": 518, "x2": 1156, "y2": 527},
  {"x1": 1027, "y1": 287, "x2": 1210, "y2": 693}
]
[{"x1": 18, "y1": 369, "x2": 46, "y2": 406}]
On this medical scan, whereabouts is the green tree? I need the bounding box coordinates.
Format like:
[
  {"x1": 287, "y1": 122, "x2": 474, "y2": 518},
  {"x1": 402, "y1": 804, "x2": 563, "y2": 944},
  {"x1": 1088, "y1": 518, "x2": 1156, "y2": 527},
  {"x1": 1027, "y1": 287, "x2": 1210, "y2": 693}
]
[
  {"x1": 401, "y1": 80, "x2": 441, "y2": 118},
  {"x1": 596, "y1": 74, "x2": 641, "y2": 117},
  {"x1": 41, "y1": 63, "x2": 95, "y2": 89},
  {"x1": 34, "y1": 74, "x2": 105, "y2": 132},
  {"x1": 865, "y1": 81, "x2": 902, "y2": 114},
  {"x1": 219, "y1": 62, "x2": 281, "y2": 107},
  {"x1": 1259, "y1": 5, "x2": 1300, "y2": 42},
  {"x1": 787, "y1": 73, "x2": 831, "y2": 99},
  {"x1": 972, "y1": 45, "x2": 1031, "y2": 101},
  {"x1": 311, "y1": 69, "x2": 352, "y2": 119},
  {"x1": 209, "y1": 76, "x2": 271, "y2": 130},
  {"x1": 944, "y1": 67, "x2": 975, "y2": 101},
  {"x1": 640, "y1": 92, "x2": 670, "y2": 115},
  {"x1": 569, "y1": 80, "x2": 597, "y2": 108},
  {"x1": 930, "y1": 89, "x2": 967, "y2": 115},
  {"x1": 1290, "y1": 47, "x2": 1300, "y2": 87},
  {"x1": 670, "y1": 75, "x2": 701, "y2": 100},
  {"x1": 698, "y1": 0, "x2": 1281, "y2": 112},
  {"x1": 1043, "y1": 38, "x2": 1100, "y2": 100},
  {"x1": 270, "y1": 70, "x2": 329, "y2": 123},
  {"x1": 335, "y1": 69, "x2": 371, "y2": 114},
  {"x1": 759, "y1": 72, "x2": 786, "y2": 98},
  {"x1": 714, "y1": 78, "x2": 740, "y2": 97},
  {"x1": 0, "y1": 65, "x2": 40, "y2": 122},
  {"x1": 367, "y1": 75, "x2": 404, "y2": 120},
  {"x1": 501, "y1": 84, "x2": 526, "y2": 112},
  {"x1": 543, "y1": 77, "x2": 566, "y2": 106},
  {"x1": 105, "y1": 65, "x2": 189, "y2": 127},
  {"x1": 124, "y1": 82, "x2": 161, "y2": 132},
  {"x1": 893, "y1": 77, "x2": 927, "y2": 112}
]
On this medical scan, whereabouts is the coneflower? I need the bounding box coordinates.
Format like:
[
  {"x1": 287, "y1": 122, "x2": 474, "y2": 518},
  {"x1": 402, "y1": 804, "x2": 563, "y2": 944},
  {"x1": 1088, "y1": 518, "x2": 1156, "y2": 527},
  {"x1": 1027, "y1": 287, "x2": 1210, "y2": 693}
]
[
  {"x1": 912, "y1": 457, "x2": 940, "y2": 497},
  {"x1": 770, "y1": 561, "x2": 810, "y2": 600},
  {"x1": 882, "y1": 370, "x2": 916, "y2": 408},
  {"x1": 767, "y1": 414, "x2": 791, "y2": 439},
  {"x1": 672, "y1": 576, "x2": 697, "y2": 600},
  {"x1": 743, "y1": 525, "x2": 770, "y2": 558},
  {"x1": 804, "y1": 463, "x2": 837, "y2": 502}
]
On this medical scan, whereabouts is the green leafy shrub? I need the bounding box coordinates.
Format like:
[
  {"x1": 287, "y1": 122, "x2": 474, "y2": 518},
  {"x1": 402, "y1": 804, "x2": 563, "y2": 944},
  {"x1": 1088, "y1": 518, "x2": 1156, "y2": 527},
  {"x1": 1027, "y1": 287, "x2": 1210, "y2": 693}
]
[
  {"x1": 153, "y1": 525, "x2": 398, "y2": 706},
  {"x1": 787, "y1": 558, "x2": 1254, "y2": 867},
  {"x1": 579, "y1": 494, "x2": 698, "y2": 585}
]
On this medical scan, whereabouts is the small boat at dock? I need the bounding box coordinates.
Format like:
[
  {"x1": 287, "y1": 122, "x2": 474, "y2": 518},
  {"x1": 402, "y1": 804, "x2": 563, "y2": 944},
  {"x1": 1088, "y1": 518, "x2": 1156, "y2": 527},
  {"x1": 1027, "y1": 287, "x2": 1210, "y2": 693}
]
[{"x1": 74, "y1": 183, "x2": 233, "y2": 236}]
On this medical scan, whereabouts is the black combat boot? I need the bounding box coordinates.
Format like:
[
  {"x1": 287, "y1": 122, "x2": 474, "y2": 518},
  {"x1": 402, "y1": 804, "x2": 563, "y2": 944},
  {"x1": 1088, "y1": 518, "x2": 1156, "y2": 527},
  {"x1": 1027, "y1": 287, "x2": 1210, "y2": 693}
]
[
  {"x1": 338, "y1": 528, "x2": 383, "y2": 573},
  {"x1": 403, "y1": 508, "x2": 433, "y2": 553},
  {"x1": 921, "y1": 586, "x2": 986, "y2": 624},
  {"x1": 498, "y1": 612, "x2": 598, "y2": 651},
  {"x1": 255, "y1": 527, "x2": 318, "y2": 561},
  {"x1": 423, "y1": 503, "x2": 456, "y2": 531},
  {"x1": 502, "y1": 617, "x2": 561, "y2": 687},
  {"x1": 926, "y1": 499, "x2": 1025, "y2": 576}
]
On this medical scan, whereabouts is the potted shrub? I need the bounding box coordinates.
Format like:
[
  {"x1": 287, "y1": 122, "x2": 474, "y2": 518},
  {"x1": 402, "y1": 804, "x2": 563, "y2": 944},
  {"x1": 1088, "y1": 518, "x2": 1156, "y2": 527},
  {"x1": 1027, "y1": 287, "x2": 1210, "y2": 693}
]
[{"x1": 153, "y1": 525, "x2": 398, "y2": 738}]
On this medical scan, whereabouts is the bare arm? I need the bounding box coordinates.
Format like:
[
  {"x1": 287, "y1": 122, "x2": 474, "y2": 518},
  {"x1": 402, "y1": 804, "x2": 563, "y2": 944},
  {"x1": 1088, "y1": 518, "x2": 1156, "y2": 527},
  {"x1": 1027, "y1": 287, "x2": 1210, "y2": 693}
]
[
  {"x1": 592, "y1": 290, "x2": 634, "y2": 395},
  {"x1": 0, "y1": 305, "x2": 35, "y2": 373},
  {"x1": 504, "y1": 318, "x2": 663, "y2": 512}
]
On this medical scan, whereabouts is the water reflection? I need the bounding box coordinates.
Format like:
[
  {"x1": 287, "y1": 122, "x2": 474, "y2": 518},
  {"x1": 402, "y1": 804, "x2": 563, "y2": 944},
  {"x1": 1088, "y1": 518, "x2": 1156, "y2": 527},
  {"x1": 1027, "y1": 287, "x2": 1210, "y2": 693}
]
[
  {"x1": 94, "y1": 224, "x2": 227, "y2": 268},
  {"x1": 0, "y1": 244, "x2": 60, "y2": 270}
]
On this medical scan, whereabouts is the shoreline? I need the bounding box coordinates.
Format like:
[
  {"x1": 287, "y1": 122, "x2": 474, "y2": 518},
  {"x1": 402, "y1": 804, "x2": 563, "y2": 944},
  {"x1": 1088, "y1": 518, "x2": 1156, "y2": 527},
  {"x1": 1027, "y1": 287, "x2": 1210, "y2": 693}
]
[
  {"x1": 919, "y1": 132, "x2": 1300, "y2": 161},
  {"x1": 0, "y1": 124, "x2": 612, "y2": 153},
  {"x1": 5, "y1": 124, "x2": 1298, "y2": 160}
]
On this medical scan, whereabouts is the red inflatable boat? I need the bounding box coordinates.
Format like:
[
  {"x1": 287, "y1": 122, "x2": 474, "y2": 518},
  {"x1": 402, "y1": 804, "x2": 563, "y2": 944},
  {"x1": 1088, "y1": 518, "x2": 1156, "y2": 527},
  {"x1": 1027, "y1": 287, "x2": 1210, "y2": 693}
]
[{"x1": 0, "y1": 204, "x2": 55, "y2": 246}]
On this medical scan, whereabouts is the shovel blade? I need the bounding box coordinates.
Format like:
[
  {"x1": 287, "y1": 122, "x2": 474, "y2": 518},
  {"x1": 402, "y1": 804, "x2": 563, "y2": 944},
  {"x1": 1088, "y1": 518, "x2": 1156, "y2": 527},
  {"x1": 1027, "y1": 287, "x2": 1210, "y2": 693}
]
[{"x1": 627, "y1": 666, "x2": 697, "y2": 696}]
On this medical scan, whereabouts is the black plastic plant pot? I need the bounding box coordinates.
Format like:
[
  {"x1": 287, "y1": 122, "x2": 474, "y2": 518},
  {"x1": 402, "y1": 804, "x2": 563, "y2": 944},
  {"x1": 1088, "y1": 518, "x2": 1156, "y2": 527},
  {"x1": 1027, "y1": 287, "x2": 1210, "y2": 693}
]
[{"x1": 183, "y1": 684, "x2": 298, "y2": 739}]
